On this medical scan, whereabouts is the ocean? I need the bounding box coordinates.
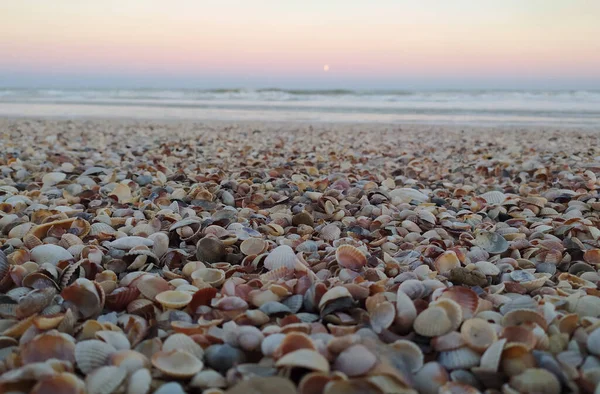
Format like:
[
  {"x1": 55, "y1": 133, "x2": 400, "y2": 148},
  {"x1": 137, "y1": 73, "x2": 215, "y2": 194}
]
[{"x1": 0, "y1": 88, "x2": 599, "y2": 127}]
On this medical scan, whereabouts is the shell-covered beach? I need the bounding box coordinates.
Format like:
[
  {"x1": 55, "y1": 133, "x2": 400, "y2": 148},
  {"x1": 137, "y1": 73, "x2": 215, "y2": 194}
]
[{"x1": 1, "y1": 118, "x2": 600, "y2": 394}]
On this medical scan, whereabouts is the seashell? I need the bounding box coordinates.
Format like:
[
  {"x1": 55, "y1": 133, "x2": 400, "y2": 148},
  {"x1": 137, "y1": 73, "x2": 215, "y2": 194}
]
[
  {"x1": 75, "y1": 339, "x2": 117, "y2": 374},
  {"x1": 509, "y1": 368, "x2": 560, "y2": 394},
  {"x1": 191, "y1": 268, "x2": 226, "y2": 287},
  {"x1": 439, "y1": 287, "x2": 479, "y2": 320},
  {"x1": 190, "y1": 369, "x2": 227, "y2": 389},
  {"x1": 42, "y1": 171, "x2": 67, "y2": 186},
  {"x1": 333, "y1": 344, "x2": 376, "y2": 377},
  {"x1": 30, "y1": 372, "x2": 86, "y2": 394},
  {"x1": 501, "y1": 343, "x2": 536, "y2": 376},
  {"x1": 480, "y1": 191, "x2": 506, "y2": 204},
  {"x1": 434, "y1": 251, "x2": 461, "y2": 274},
  {"x1": 61, "y1": 278, "x2": 103, "y2": 319},
  {"x1": 155, "y1": 290, "x2": 192, "y2": 309},
  {"x1": 587, "y1": 328, "x2": 600, "y2": 356},
  {"x1": 259, "y1": 301, "x2": 291, "y2": 316},
  {"x1": 471, "y1": 231, "x2": 509, "y2": 254},
  {"x1": 109, "y1": 350, "x2": 151, "y2": 374},
  {"x1": 162, "y1": 333, "x2": 205, "y2": 360},
  {"x1": 414, "y1": 362, "x2": 450, "y2": 394},
  {"x1": 369, "y1": 301, "x2": 395, "y2": 334},
  {"x1": 281, "y1": 294, "x2": 304, "y2": 314},
  {"x1": 264, "y1": 245, "x2": 298, "y2": 271},
  {"x1": 226, "y1": 377, "x2": 297, "y2": 394},
  {"x1": 335, "y1": 244, "x2": 367, "y2": 271},
  {"x1": 395, "y1": 289, "x2": 417, "y2": 332},
  {"x1": 479, "y1": 338, "x2": 506, "y2": 371},
  {"x1": 152, "y1": 349, "x2": 204, "y2": 378},
  {"x1": 439, "y1": 347, "x2": 481, "y2": 371},
  {"x1": 205, "y1": 344, "x2": 247, "y2": 374},
  {"x1": 414, "y1": 305, "x2": 453, "y2": 337},
  {"x1": 320, "y1": 223, "x2": 341, "y2": 241},
  {"x1": 126, "y1": 298, "x2": 156, "y2": 319},
  {"x1": 107, "y1": 236, "x2": 154, "y2": 250},
  {"x1": 460, "y1": 318, "x2": 497, "y2": 352},
  {"x1": 136, "y1": 274, "x2": 170, "y2": 300},
  {"x1": 275, "y1": 349, "x2": 330, "y2": 373},
  {"x1": 196, "y1": 237, "x2": 227, "y2": 263},
  {"x1": 21, "y1": 330, "x2": 76, "y2": 364},
  {"x1": 502, "y1": 309, "x2": 547, "y2": 330},
  {"x1": 127, "y1": 368, "x2": 152, "y2": 394},
  {"x1": 95, "y1": 330, "x2": 131, "y2": 350},
  {"x1": 106, "y1": 287, "x2": 141, "y2": 311},
  {"x1": 85, "y1": 365, "x2": 126, "y2": 394},
  {"x1": 398, "y1": 279, "x2": 426, "y2": 300},
  {"x1": 389, "y1": 187, "x2": 428, "y2": 203},
  {"x1": 390, "y1": 339, "x2": 424, "y2": 372},
  {"x1": 240, "y1": 238, "x2": 267, "y2": 256},
  {"x1": 584, "y1": 249, "x2": 600, "y2": 265},
  {"x1": 30, "y1": 244, "x2": 73, "y2": 266}
]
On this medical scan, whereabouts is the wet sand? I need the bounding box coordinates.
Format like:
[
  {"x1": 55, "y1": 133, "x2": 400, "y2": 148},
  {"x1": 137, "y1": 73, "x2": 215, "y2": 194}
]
[{"x1": 1, "y1": 118, "x2": 600, "y2": 393}]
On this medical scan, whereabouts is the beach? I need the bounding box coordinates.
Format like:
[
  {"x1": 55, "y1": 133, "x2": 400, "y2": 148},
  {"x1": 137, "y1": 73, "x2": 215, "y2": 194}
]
[{"x1": 1, "y1": 117, "x2": 600, "y2": 393}]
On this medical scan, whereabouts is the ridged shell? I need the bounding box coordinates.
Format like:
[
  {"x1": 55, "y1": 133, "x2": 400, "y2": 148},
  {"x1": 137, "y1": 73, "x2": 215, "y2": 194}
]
[
  {"x1": 509, "y1": 368, "x2": 560, "y2": 394},
  {"x1": 333, "y1": 344, "x2": 376, "y2": 376},
  {"x1": 438, "y1": 347, "x2": 481, "y2": 370},
  {"x1": 95, "y1": 330, "x2": 131, "y2": 350},
  {"x1": 85, "y1": 365, "x2": 126, "y2": 394},
  {"x1": 162, "y1": 333, "x2": 204, "y2": 360},
  {"x1": 460, "y1": 318, "x2": 497, "y2": 352},
  {"x1": 439, "y1": 287, "x2": 479, "y2": 320},
  {"x1": 413, "y1": 306, "x2": 453, "y2": 337},
  {"x1": 335, "y1": 245, "x2": 367, "y2": 271},
  {"x1": 264, "y1": 245, "x2": 298, "y2": 271},
  {"x1": 75, "y1": 339, "x2": 117, "y2": 374},
  {"x1": 30, "y1": 244, "x2": 73, "y2": 266},
  {"x1": 127, "y1": 368, "x2": 152, "y2": 394}
]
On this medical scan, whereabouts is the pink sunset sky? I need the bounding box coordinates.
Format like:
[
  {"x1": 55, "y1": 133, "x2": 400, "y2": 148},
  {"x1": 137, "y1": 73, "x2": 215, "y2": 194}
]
[{"x1": 1, "y1": 0, "x2": 599, "y2": 88}]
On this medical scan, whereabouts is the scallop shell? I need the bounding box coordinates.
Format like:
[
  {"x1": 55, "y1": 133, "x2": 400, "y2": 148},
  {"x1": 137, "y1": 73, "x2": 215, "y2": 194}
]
[
  {"x1": 21, "y1": 330, "x2": 76, "y2": 364},
  {"x1": 335, "y1": 244, "x2": 367, "y2": 271},
  {"x1": 151, "y1": 349, "x2": 204, "y2": 378},
  {"x1": 413, "y1": 306, "x2": 453, "y2": 337},
  {"x1": 95, "y1": 330, "x2": 131, "y2": 350},
  {"x1": 438, "y1": 347, "x2": 481, "y2": 371},
  {"x1": 275, "y1": 349, "x2": 330, "y2": 373},
  {"x1": 155, "y1": 290, "x2": 192, "y2": 309},
  {"x1": 439, "y1": 287, "x2": 479, "y2": 320},
  {"x1": 264, "y1": 245, "x2": 298, "y2": 271},
  {"x1": 333, "y1": 344, "x2": 376, "y2": 377},
  {"x1": 162, "y1": 333, "x2": 205, "y2": 360},
  {"x1": 109, "y1": 349, "x2": 151, "y2": 374},
  {"x1": 414, "y1": 362, "x2": 450, "y2": 394},
  {"x1": 502, "y1": 309, "x2": 547, "y2": 330},
  {"x1": 127, "y1": 368, "x2": 152, "y2": 394},
  {"x1": 390, "y1": 339, "x2": 424, "y2": 372},
  {"x1": 501, "y1": 343, "x2": 536, "y2": 376},
  {"x1": 85, "y1": 365, "x2": 126, "y2": 394},
  {"x1": 75, "y1": 339, "x2": 117, "y2": 374},
  {"x1": 480, "y1": 191, "x2": 506, "y2": 205}
]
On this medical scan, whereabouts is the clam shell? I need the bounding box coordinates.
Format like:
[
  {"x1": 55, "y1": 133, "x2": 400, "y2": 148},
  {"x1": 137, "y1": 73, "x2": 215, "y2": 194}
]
[
  {"x1": 155, "y1": 290, "x2": 192, "y2": 309},
  {"x1": 21, "y1": 330, "x2": 76, "y2": 364},
  {"x1": 151, "y1": 349, "x2": 204, "y2": 378},
  {"x1": 226, "y1": 377, "x2": 297, "y2": 394},
  {"x1": 85, "y1": 365, "x2": 126, "y2": 394},
  {"x1": 95, "y1": 330, "x2": 131, "y2": 350},
  {"x1": 434, "y1": 251, "x2": 461, "y2": 274},
  {"x1": 414, "y1": 362, "x2": 450, "y2": 394},
  {"x1": 30, "y1": 372, "x2": 86, "y2": 394},
  {"x1": 335, "y1": 244, "x2": 367, "y2": 271},
  {"x1": 191, "y1": 268, "x2": 226, "y2": 287},
  {"x1": 413, "y1": 306, "x2": 453, "y2": 337},
  {"x1": 127, "y1": 368, "x2": 152, "y2": 394},
  {"x1": 275, "y1": 349, "x2": 330, "y2": 373},
  {"x1": 502, "y1": 309, "x2": 547, "y2": 330},
  {"x1": 240, "y1": 238, "x2": 267, "y2": 256},
  {"x1": 479, "y1": 338, "x2": 506, "y2": 371},
  {"x1": 439, "y1": 287, "x2": 479, "y2": 320},
  {"x1": 333, "y1": 344, "x2": 376, "y2": 377},
  {"x1": 196, "y1": 237, "x2": 227, "y2": 263},
  {"x1": 109, "y1": 350, "x2": 151, "y2": 374},
  {"x1": 107, "y1": 236, "x2": 154, "y2": 250},
  {"x1": 264, "y1": 245, "x2": 298, "y2": 271},
  {"x1": 30, "y1": 244, "x2": 73, "y2": 266},
  {"x1": 460, "y1": 318, "x2": 497, "y2": 352},
  {"x1": 438, "y1": 347, "x2": 481, "y2": 370},
  {"x1": 471, "y1": 231, "x2": 509, "y2": 254},
  {"x1": 390, "y1": 339, "x2": 424, "y2": 372},
  {"x1": 509, "y1": 368, "x2": 560, "y2": 394},
  {"x1": 162, "y1": 333, "x2": 205, "y2": 360},
  {"x1": 190, "y1": 369, "x2": 227, "y2": 389},
  {"x1": 369, "y1": 301, "x2": 395, "y2": 334},
  {"x1": 75, "y1": 339, "x2": 117, "y2": 374}
]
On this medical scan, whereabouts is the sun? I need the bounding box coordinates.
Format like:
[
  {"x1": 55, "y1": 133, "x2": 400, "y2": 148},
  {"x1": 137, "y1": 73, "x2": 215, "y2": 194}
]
[{"x1": 323, "y1": 64, "x2": 330, "y2": 72}]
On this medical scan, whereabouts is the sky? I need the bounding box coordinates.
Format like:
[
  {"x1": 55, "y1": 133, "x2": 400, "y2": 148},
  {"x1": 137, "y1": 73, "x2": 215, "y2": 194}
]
[{"x1": 1, "y1": 0, "x2": 599, "y2": 89}]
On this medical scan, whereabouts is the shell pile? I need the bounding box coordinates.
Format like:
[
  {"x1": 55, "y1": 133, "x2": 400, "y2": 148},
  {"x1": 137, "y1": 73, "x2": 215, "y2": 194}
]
[{"x1": 1, "y1": 118, "x2": 600, "y2": 393}]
